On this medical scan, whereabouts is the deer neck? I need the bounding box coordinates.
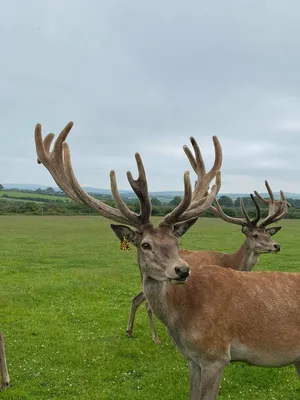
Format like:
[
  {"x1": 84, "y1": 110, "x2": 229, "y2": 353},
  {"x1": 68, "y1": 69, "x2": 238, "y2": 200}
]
[
  {"x1": 142, "y1": 276, "x2": 170, "y2": 326},
  {"x1": 142, "y1": 269, "x2": 210, "y2": 342},
  {"x1": 142, "y1": 272, "x2": 203, "y2": 331},
  {"x1": 229, "y1": 241, "x2": 259, "y2": 272}
]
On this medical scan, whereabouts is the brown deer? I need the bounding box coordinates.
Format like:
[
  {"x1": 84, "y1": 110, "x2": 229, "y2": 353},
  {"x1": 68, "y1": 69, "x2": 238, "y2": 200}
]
[
  {"x1": 35, "y1": 125, "x2": 222, "y2": 345},
  {"x1": 36, "y1": 123, "x2": 299, "y2": 400},
  {"x1": 126, "y1": 180, "x2": 288, "y2": 343}
]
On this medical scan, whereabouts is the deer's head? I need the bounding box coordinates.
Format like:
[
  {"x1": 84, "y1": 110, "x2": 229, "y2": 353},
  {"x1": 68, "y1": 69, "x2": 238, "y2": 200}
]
[
  {"x1": 207, "y1": 182, "x2": 289, "y2": 255},
  {"x1": 111, "y1": 220, "x2": 199, "y2": 283},
  {"x1": 241, "y1": 225, "x2": 281, "y2": 254}
]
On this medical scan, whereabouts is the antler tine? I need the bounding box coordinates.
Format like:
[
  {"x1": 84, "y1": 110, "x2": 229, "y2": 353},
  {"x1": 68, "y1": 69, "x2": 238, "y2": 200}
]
[
  {"x1": 159, "y1": 136, "x2": 223, "y2": 225},
  {"x1": 158, "y1": 172, "x2": 193, "y2": 226},
  {"x1": 265, "y1": 181, "x2": 274, "y2": 200},
  {"x1": 127, "y1": 153, "x2": 152, "y2": 225},
  {"x1": 207, "y1": 136, "x2": 223, "y2": 180},
  {"x1": 259, "y1": 195, "x2": 289, "y2": 228},
  {"x1": 259, "y1": 201, "x2": 287, "y2": 228},
  {"x1": 159, "y1": 136, "x2": 222, "y2": 227},
  {"x1": 240, "y1": 197, "x2": 251, "y2": 224},
  {"x1": 35, "y1": 122, "x2": 82, "y2": 203},
  {"x1": 184, "y1": 138, "x2": 206, "y2": 182},
  {"x1": 267, "y1": 201, "x2": 289, "y2": 225},
  {"x1": 175, "y1": 171, "x2": 222, "y2": 222},
  {"x1": 109, "y1": 153, "x2": 152, "y2": 227},
  {"x1": 280, "y1": 190, "x2": 292, "y2": 208},
  {"x1": 37, "y1": 133, "x2": 55, "y2": 163},
  {"x1": 253, "y1": 180, "x2": 272, "y2": 206},
  {"x1": 184, "y1": 135, "x2": 232, "y2": 224},
  {"x1": 110, "y1": 170, "x2": 139, "y2": 225},
  {"x1": 250, "y1": 194, "x2": 261, "y2": 225},
  {"x1": 240, "y1": 194, "x2": 261, "y2": 225},
  {"x1": 184, "y1": 136, "x2": 222, "y2": 205},
  {"x1": 36, "y1": 122, "x2": 141, "y2": 226},
  {"x1": 254, "y1": 180, "x2": 277, "y2": 213},
  {"x1": 255, "y1": 181, "x2": 289, "y2": 227}
]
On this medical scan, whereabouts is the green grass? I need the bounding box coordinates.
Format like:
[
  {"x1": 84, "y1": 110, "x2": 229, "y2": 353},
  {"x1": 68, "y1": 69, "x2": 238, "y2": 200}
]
[
  {"x1": 0, "y1": 216, "x2": 299, "y2": 399},
  {"x1": 0, "y1": 191, "x2": 68, "y2": 202}
]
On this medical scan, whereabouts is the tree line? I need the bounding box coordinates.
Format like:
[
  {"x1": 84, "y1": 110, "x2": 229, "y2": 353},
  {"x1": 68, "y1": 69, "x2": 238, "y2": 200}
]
[{"x1": 1, "y1": 193, "x2": 300, "y2": 218}]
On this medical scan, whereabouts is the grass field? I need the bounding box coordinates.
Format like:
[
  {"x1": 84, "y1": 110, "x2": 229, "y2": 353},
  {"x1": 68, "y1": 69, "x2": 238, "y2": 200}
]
[
  {"x1": 0, "y1": 216, "x2": 300, "y2": 399},
  {"x1": 0, "y1": 191, "x2": 68, "y2": 202}
]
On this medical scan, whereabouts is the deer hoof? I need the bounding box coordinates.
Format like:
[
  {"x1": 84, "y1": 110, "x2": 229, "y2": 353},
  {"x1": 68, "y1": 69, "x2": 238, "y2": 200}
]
[
  {"x1": 126, "y1": 330, "x2": 135, "y2": 339},
  {"x1": 1, "y1": 381, "x2": 10, "y2": 390}
]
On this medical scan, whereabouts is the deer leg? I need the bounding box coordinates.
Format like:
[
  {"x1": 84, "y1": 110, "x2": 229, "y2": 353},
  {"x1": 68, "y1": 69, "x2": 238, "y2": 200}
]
[
  {"x1": 197, "y1": 360, "x2": 226, "y2": 400},
  {"x1": 126, "y1": 291, "x2": 146, "y2": 338},
  {"x1": 0, "y1": 333, "x2": 9, "y2": 389},
  {"x1": 294, "y1": 361, "x2": 300, "y2": 379},
  {"x1": 145, "y1": 301, "x2": 160, "y2": 344},
  {"x1": 189, "y1": 360, "x2": 202, "y2": 399}
]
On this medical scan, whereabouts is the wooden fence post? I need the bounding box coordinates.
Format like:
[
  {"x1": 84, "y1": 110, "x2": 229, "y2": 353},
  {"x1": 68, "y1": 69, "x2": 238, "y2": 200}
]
[{"x1": 0, "y1": 333, "x2": 9, "y2": 389}]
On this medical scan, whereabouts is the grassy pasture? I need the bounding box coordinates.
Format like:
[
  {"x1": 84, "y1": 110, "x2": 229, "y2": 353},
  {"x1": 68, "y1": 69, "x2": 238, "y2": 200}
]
[
  {"x1": 0, "y1": 191, "x2": 68, "y2": 202},
  {"x1": 0, "y1": 215, "x2": 300, "y2": 399}
]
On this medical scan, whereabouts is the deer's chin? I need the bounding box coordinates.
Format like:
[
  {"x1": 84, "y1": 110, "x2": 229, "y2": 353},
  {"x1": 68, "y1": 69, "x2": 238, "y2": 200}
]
[
  {"x1": 263, "y1": 249, "x2": 280, "y2": 254},
  {"x1": 168, "y1": 277, "x2": 189, "y2": 285}
]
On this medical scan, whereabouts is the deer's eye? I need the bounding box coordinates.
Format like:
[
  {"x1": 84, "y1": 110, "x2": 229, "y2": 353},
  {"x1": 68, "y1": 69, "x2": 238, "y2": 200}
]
[{"x1": 142, "y1": 242, "x2": 151, "y2": 250}]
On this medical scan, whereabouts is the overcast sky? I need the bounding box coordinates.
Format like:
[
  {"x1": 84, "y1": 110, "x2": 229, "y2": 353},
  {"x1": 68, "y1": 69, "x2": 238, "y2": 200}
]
[{"x1": 1, "y1": 0, "x2": 300, "y2": 194}]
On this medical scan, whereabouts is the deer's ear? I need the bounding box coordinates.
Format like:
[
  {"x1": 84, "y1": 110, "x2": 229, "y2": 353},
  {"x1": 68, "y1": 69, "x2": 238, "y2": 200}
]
[
  {"x1": 110, "y1": 224, "x2": 138, "y2": 246},
  {"x1": 173, "y1": 218, "x2": 198, "y2": 238},
  {"x1": 266, "y1": 226, "x2": 282, "y2": 236},
  {"x1": 241, "y1": 225, "x2": 250, "y2": 234}
]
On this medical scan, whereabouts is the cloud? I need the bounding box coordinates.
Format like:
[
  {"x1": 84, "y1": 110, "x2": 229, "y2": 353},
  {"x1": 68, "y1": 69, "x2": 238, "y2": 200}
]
[{"x1": 0, "y1": 0, "x2": 300, "y2": 194}]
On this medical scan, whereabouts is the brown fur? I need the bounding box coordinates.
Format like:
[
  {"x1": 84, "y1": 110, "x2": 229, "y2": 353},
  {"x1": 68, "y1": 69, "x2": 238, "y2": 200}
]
[
  {"x1": 179, "y1": 248, "x2": 245, "y2": 271},
  {"x1": 166, "y1": 266, "x2": 300, "y2": 357},
  {"x1": 142, "y1": 250, "x2": 300, "y2": 399}
]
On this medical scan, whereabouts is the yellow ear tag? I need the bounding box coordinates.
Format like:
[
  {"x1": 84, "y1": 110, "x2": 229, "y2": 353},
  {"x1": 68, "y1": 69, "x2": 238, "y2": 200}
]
[{"x1": 120, "y1": 235, "x2": 131, "y2": 251}]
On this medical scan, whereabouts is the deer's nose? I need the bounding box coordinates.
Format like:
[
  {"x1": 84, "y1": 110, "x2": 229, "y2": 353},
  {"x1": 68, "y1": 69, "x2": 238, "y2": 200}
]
[
  {"x1": 274, "y1": 244, "x2": 281, "y2": 251},
  {"x1": 175, "y1": 266, "x2": 190, "y2": 279}
]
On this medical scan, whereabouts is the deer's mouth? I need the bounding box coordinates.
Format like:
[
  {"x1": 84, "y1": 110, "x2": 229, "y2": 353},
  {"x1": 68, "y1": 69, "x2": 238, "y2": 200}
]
[
  {"x1": 169, "y1": 276, "x2": 189, "y2": 284},
  {"x1": 266, "y1": 248, "x2": 280, "y2": 254}
]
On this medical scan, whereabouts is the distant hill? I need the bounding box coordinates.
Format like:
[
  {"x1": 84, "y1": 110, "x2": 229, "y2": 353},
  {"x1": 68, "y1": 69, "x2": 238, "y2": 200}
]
[
  {"x1": 3, "y1": 183, "x2": 51, "y2": 191},
  {"x1": 3, "y1": 183, "x2": 300, "y2": 200},
  {"x1": 216, "y1": 192, "x2": 300, "y2": 200}
]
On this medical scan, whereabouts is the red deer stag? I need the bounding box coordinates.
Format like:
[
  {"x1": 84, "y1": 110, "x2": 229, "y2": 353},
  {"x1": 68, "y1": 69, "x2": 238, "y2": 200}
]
[
  {"x1": 36, "y1": 123, "x2": 299, "y2": 400},
  {"x1": 35, "y1": 124, "x2": 221, "y2": 345}
]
